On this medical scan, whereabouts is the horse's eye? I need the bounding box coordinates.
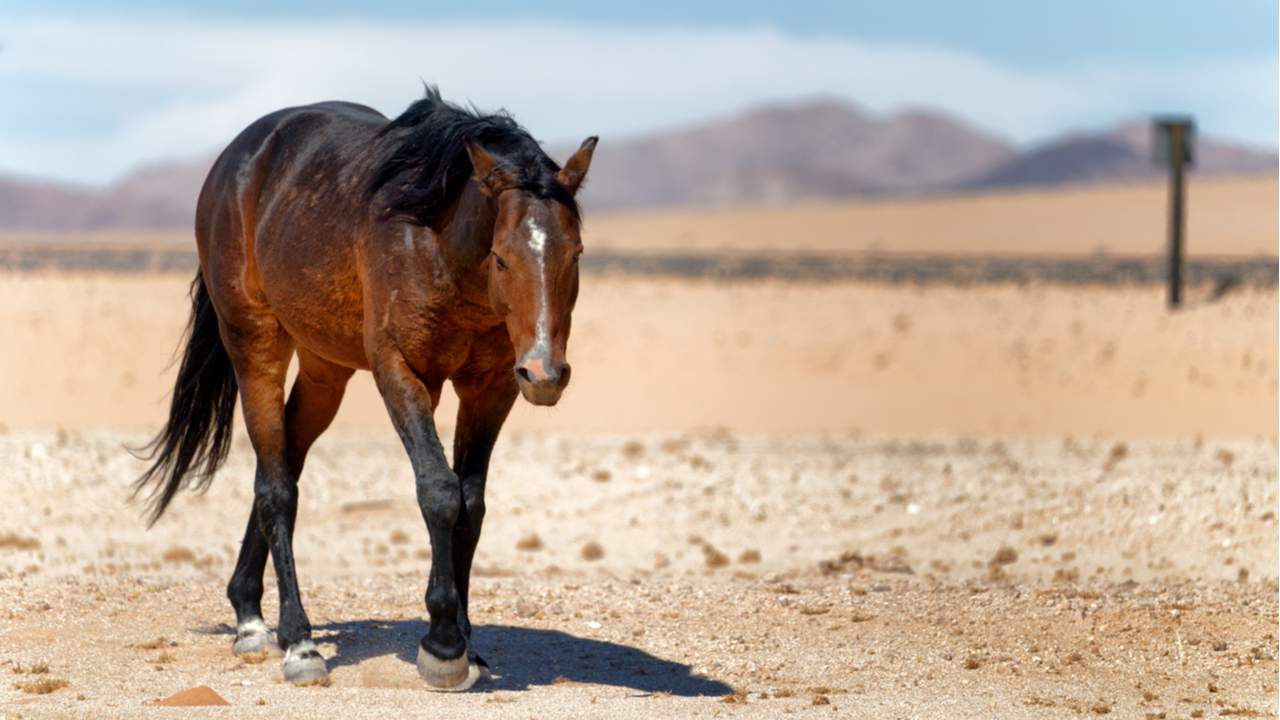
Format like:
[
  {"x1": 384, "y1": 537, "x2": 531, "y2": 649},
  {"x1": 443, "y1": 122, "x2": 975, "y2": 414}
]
[{"x1": 493, "y1": 254, "x2": 507, "y2": 272}]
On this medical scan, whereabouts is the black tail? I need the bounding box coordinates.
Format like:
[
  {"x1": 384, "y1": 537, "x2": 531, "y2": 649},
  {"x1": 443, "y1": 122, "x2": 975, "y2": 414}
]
[{"x1": 132, "y1": 272, "x2": 239, "y2": 525}]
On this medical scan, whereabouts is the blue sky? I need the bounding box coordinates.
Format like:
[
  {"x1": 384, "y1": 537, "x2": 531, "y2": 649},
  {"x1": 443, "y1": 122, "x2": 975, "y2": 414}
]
[{"x1": 1, "y1": 1, "x2": 1276, "y2": 184}]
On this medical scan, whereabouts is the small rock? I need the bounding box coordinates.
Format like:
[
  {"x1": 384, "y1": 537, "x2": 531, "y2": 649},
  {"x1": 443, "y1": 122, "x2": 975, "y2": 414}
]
[
  {"x1": 702, "y1": 544, "x2": 729, "y2": 569},
  {"x1": 581, "y1": 542, "x2": 605, "y2": 561},
  {"x1": 514, "y1": 599, "x2": 540, "y2": 618},
  {"x1": 990, "y1": 546, "x2": 1019, "y2": 566},
  {"x1": 154, "y1": 686, "x2": 229, "y2": 707},
  {"x1": 516, "y1": 533, "x2": 543, "y2": 552}
]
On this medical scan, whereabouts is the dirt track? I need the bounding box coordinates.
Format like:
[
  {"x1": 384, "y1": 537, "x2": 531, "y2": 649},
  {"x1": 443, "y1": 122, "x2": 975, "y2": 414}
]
[{"x1": 2, "y1": 431, "x2": 1276, "y2": 718}]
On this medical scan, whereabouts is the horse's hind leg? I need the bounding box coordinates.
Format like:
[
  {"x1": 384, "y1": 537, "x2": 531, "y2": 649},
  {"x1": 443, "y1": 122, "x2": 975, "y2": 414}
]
[
  {"x1": 228, "y1": 506, "x2": 273, "y2": 656},
  {"x1": 227, "y1": 349, "x2": 352, "y2": 658},
  {"x1": 219, "y1": 315, "x2": 330, "y2": 685}
]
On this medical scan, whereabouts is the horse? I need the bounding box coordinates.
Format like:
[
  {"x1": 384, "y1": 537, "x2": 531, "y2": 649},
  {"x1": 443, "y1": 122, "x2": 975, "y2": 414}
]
[{"x1": 133, "y1": 86, "x2": 597, "y2": 691}]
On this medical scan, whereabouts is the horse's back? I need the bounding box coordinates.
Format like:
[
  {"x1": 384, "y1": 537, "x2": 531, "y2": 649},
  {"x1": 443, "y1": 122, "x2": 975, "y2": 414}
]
[{"x1": 196, "y1": 101, "x2": 388, "y2": 369}]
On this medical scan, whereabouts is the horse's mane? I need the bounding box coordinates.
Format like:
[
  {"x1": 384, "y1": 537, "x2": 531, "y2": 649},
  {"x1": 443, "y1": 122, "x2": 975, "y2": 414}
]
[{"x1": 369, "y1": 85, "x2": 579, "y2": 228}]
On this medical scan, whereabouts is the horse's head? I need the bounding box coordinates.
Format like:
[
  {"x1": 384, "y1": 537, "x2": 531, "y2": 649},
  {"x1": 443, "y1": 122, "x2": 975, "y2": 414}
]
[{"x1": 466, "y1": 136, "x2": 597, "y2": 406}]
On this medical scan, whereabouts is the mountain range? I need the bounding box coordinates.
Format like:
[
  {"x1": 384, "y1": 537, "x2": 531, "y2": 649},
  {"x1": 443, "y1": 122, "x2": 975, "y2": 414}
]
[{"x1": 1, "y1": 100, "x2": 1274, "y2": 231}]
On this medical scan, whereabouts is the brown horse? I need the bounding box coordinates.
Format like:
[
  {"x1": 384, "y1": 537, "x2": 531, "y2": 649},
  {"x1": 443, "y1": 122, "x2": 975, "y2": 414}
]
[{"x1": 134, "y1": 86, "x2": 597, "y2": 690}]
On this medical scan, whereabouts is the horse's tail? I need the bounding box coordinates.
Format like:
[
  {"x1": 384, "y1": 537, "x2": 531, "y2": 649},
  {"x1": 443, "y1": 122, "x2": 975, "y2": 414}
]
[{"x1": 131, "y1": 272, "x2": 239, "y2": 526}]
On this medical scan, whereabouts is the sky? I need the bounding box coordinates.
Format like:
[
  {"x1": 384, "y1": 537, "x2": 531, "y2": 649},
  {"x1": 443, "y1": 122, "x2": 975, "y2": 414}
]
[{"x1": 1, "y1": 1, "x2": 1276, "y2": 185}]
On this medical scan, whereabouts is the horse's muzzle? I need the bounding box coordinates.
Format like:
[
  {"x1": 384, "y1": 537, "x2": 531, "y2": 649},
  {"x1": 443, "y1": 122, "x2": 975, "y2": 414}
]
[{"x1": 514, "y1": 359, "x2": 571, "y2": 406}]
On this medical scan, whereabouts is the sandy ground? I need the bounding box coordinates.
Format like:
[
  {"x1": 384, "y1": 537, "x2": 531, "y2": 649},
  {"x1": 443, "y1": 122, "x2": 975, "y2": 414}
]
[
  {"x1": 3, "y1": 176, "x2": 1274, "y2": 257},
  {"x1": 0, "y1": 177, "x2": 1276, "y2": 717},
  {"x1": 585, "y1": 176, "x2": 1278, "y2": 257},
  {"x1": 0, "y1": 430, "x2": 1276, "y2": 719},
  {"x1": 0, "y1": 275, "x2": 1275, "y2": 438}
]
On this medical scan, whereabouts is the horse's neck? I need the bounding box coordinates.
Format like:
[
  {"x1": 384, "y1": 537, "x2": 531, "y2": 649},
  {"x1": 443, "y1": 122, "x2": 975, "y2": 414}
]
[{"x1": 435, "y1": 181, "x2": 496, "y2": 308}]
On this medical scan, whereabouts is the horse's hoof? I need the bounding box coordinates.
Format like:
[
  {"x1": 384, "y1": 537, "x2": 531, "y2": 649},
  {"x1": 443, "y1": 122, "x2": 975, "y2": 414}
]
[
  {"x1": 417, "y1": 645, "x2": 483, "y2": 692},
  {"x1": 233, "y1": 618, "x2": 281, "y2": 657},
  {"x1": 282, "y1": 640, "x2": 329, "y2": 686}
]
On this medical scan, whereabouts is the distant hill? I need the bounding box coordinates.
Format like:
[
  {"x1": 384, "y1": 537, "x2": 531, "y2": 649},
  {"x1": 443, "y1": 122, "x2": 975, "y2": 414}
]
[
  {"x1": 0, "y1": 101, "x2": 1274, "y2": 230},
  {"x1": 965, "y1": 122, "x2": 1276, "y2": 190},
  {"x1": 563, "y1": 101, "x2": 1017, "y2": 209}
]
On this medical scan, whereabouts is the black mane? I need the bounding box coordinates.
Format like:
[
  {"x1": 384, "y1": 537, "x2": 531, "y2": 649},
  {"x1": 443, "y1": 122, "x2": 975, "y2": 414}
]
[{"x1": 369, "y1": 86, "x2": 578, "y2": 228}]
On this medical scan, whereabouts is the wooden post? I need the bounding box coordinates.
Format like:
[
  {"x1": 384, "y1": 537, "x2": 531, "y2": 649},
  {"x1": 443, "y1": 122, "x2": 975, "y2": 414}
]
[
  {"x1": 1153, "y1": 117, "x2": 1194, "y2": 309},
  {"x1": 1167, "y1": 123, "x2": 1186, "y2": 308}
]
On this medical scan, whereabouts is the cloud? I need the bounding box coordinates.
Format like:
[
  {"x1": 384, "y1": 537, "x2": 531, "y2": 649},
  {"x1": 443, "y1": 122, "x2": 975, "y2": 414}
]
[{"x1": 0, "y1": 14, "x2": 1274, "y2": 184}]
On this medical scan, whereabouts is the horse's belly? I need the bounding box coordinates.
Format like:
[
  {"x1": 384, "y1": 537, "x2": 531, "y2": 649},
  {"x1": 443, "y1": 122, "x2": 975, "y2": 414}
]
[{"x1": 257, "y1": 236, "x2": 370, "y2": 370}]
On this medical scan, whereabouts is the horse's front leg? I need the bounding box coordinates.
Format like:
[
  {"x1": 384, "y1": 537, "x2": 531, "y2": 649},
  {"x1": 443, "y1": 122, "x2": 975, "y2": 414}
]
[
  {"x1": 372, "y1": 350, "x2": 482, "y2": 691},
  {"x1": 451, "y1": 371, "x2": 519, "y2": 670}
]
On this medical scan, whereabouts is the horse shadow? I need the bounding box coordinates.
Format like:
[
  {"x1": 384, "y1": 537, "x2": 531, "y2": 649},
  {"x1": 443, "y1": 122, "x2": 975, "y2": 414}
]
[{"x1": 310, "y1": 618, "x2": 732, "y2": 697}]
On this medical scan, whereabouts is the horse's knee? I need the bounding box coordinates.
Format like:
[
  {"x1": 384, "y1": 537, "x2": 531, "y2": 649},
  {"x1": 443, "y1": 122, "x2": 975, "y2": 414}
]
[
  {"x1": 416, "y1": 470, "x2": 461, "y2": 528},
  {"x1": 253, "y1": 470, "x2": 298, "y2": 521}
]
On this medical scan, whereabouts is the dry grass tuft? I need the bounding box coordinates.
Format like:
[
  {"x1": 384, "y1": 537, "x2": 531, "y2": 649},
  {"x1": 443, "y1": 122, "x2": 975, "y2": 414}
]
[
  {"x1": 161, "y1": 546, "x2": 196, "y2": 564},
  {"x1": 0, "y1": 533, "x2": 40, "y2": 551},
  {"x1": 15, "y1": 677, "x2": 69, "y2": 694},
  {"x1": 1219, "y1": 704, "x2": 1264, "y2": 717},
  {"x1": 721, "y1": 688, "x2": 748, "y2": 704},
  {"x1": 133, "y1": 637, "x2": 170, "y2": 650}
]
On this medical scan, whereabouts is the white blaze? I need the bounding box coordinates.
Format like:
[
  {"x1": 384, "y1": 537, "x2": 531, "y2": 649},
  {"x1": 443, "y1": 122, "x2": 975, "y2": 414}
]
[
  {"x1": 525, "y1": 216, "x2": 547, "y2": 256},
  {"x1": 523, "y1": 216, "x2": 551, "y2": 361}
]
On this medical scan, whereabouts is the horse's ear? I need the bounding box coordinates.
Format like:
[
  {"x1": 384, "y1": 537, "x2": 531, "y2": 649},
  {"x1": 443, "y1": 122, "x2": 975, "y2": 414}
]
[
  {"x1": 556, "y1": 136, "x2": 598, "y2": 195},
  {"x1": 465, "y1": 138, "x2": 518, "y2": 196}
]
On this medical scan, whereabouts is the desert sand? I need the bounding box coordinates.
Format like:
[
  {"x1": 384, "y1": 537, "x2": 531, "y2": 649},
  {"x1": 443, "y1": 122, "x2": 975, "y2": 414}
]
[
  {"x1": 0, "y1": 274, "x2": 1274, "y2": 437},
  {"x1": 1, "y1": 430, "x2": 1277, "y2": 719},
  {"x1": 1, "y1": 179, "x2": 1277, "y2": 718}
]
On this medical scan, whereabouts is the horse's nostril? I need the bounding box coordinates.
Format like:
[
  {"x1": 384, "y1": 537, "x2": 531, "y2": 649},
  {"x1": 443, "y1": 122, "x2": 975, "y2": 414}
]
[{"x1": 514, "y1": 366, "x2": 534, "y2": 385}]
